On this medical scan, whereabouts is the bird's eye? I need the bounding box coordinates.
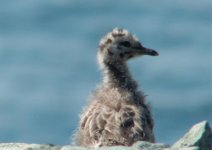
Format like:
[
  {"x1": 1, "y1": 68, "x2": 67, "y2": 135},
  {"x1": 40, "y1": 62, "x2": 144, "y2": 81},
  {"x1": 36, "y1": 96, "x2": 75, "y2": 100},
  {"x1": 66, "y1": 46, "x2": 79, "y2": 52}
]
[{"x1": 119, "y1": 41, "x2": 131, "y2": 47}]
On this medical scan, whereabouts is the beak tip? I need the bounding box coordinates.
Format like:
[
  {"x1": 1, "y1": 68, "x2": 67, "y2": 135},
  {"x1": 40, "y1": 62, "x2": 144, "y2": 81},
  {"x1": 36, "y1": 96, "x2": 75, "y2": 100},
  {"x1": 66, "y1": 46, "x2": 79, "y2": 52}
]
[
  {"x1": 152, "y1": 51, "x2": 159, "y2": 56},
  {"x1": 149, "y1": 50, "x2": 159, "y2": 56}
]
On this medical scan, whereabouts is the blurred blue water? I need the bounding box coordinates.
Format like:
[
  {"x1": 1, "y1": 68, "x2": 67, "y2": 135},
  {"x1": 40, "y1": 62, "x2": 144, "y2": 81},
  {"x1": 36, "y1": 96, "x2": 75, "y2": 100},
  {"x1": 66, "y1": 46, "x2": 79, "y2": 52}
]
[{"x1": 0, "y1": 0, "x2": 211, "y2": 145}]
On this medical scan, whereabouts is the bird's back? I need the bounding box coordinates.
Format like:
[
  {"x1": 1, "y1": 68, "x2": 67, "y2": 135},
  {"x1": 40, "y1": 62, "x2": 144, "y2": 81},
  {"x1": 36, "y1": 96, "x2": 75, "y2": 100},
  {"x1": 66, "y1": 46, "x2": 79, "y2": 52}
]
[{"x1": 74, "y1": 85, "x2": 155, "y2": 147}]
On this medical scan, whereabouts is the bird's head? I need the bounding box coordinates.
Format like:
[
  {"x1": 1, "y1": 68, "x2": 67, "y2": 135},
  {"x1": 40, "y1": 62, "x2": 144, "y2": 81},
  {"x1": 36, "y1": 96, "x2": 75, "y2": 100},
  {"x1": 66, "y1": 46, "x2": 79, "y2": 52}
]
[{"x1": 97, "y1": 28, "x2": 159, "y2": 68}]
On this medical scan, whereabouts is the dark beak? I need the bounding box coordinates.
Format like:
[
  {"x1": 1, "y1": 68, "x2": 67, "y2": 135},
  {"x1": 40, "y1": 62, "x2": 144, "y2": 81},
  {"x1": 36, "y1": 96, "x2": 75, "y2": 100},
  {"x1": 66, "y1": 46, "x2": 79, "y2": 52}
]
[
  {"x1": 133, "y1": 44, "x2": 159, "y2": 56},
  {"x1": 143, "y1": 48, "x2": 159, "y2": 56}
]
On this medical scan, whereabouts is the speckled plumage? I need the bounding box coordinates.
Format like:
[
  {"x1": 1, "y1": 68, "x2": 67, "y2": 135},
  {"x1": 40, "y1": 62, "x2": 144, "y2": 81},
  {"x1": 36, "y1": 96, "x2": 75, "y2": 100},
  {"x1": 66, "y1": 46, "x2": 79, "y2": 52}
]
[{"x1": 73, "y1": 28, "x2": 158, "y2": 147}]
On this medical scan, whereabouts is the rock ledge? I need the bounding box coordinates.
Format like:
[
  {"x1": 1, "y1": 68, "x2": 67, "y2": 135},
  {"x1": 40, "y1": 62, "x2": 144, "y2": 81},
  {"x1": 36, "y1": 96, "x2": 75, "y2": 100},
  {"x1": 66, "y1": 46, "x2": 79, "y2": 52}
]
[{"x1": 0, "y1": 121, "x2": 211, "y2": 150}]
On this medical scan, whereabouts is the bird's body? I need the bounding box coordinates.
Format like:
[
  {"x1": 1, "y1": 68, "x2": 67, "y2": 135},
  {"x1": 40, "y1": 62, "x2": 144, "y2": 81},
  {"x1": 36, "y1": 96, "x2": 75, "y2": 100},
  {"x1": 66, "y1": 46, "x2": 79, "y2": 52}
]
[{"x1": 74, "y1": 28, "x2": 158, "y2": 147}]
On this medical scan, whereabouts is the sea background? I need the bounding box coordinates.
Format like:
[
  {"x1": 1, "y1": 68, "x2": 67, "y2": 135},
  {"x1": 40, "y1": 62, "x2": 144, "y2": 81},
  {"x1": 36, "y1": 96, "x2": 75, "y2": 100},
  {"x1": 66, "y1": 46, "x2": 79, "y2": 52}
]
[{"x1": 0, "y1": 0, "x2": 211, "y2": 145}]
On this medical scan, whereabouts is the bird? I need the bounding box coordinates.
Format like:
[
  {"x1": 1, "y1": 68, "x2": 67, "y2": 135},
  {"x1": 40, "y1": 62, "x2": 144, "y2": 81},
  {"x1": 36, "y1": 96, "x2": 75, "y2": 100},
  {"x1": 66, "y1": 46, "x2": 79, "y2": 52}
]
[{"x1": 73, "y1": 28, "x2": 159, "y2": 148}]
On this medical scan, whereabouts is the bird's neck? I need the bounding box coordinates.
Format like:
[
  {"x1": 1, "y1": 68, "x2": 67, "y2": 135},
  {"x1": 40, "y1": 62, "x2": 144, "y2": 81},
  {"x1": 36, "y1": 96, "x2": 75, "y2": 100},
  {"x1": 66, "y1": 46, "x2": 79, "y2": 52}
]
[{"x1": 102, "y1": 61, "x2": 138, "y2": 91}]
